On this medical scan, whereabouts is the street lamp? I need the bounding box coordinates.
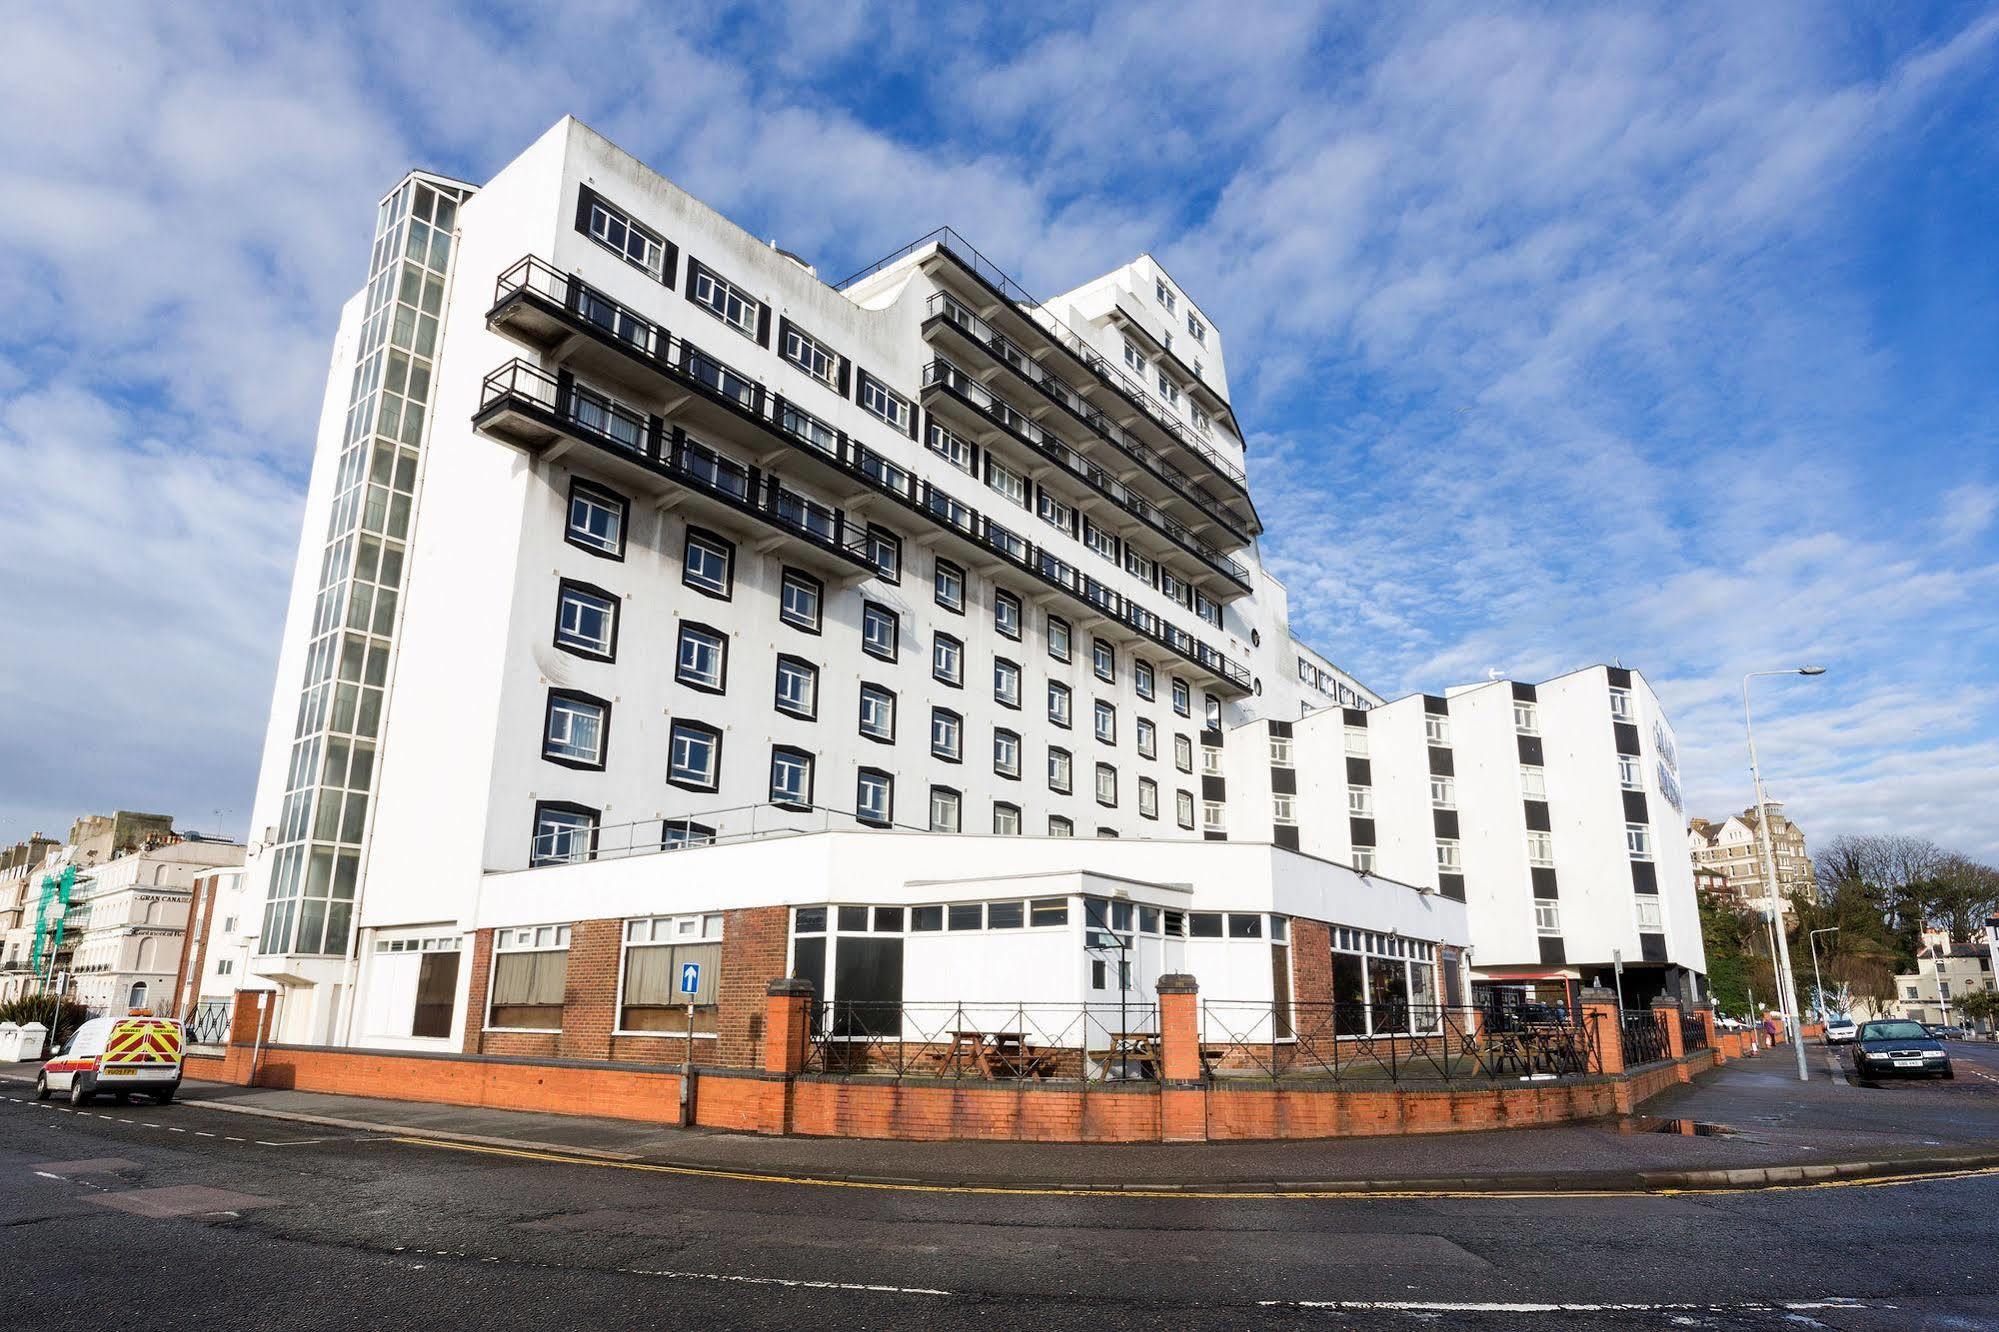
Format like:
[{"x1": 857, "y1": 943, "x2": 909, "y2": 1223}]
[
  {"x1": 1808, "y1": 926, "x2": 1840, "y2": 1022},
  {"x1": 1744, "y1": 665, "x2": 1826, "y2": 1083}
]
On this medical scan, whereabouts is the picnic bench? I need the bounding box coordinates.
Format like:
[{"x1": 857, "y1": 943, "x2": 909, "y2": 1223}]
[{"x1": 943, "y1": 1029, "x2": 1060, "y2": 1079}]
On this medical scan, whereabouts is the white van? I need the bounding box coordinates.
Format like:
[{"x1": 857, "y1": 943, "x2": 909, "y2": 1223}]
[{"x1": 36, "y1": 1015, "x2": 185, "y2": 1106}]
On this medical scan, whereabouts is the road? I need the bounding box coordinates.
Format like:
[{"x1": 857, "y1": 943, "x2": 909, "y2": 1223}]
[{"x1": 4, "y1": 1049, "x2": 1998, "y2": 1330}]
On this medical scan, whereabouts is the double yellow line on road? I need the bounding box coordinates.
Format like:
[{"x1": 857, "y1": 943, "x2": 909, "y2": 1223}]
[{"x1": 392, "y1": 1136, "x2": 1999, "y2": 1201}]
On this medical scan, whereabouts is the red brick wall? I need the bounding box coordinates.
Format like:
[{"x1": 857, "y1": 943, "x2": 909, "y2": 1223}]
[
  {"x1": 1289, "y1": 919, "x2": 1332, "y2": 1007},
  {"x1": 171, "y1": 874, "x2": 215, "y2": 1017},
  {"x1": 716, "y1": 907, "x2": 788, "y2": 1068},
  {"x1": 558, "y1": 918, "x2": 621, "y2": 1061}
]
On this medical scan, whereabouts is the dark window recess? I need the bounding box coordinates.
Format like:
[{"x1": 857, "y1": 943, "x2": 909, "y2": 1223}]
[
  {"x1": 837, "y1": 905, "x2": 868, "y2": 932},
  {"x1": 1201, "y1": 775, "x2": 1227, "y2": 802},
  {"x1": 1187, "y1": 913, "x2": 1224, "y2": 938},
  {"x1": 1531, "y1": 866, "x2": 1559, "y2": 897},
  {"x1": 1203, "y1": 830, "x2": 1227, "y2": 842},
  {"x1": 1511, "y1": 682, "x2": 1538, "y2": 702},
  {"x1": 1432, "y1": 808, "x2": 1460, "y2": 840},
  {"x1": 1639, "y1": 933, "x2": 1667, "y2": 964},
  {"x1": 1606, "y1": 666, "x2": 1633, "y2": 689},
  {"x1": 1517, "y1": 734, "x2": 1545, "y2": 766},
  {"x1": 1538, "y1": 937, "x2": 1567, "y2": 967},
  {"x1": 1428, "y1": 746, "x2": 1455, "y2": 777},
  {"x1": 1274, "y1": 825, "x2": 1301, "y2": 852},
  {"x1": 1342, "y1": 708, "x2": 1369, "y2": 726},
  {"x1": 1422, "y1": 694, "x2": 1449, "y2": 714},
  {"x1": 1349, "y1": 817, "x2": 1377, "y2": 848},
  {"x1": 1613, "y1": 722, "x2": 1641, "y2": 756},
  {"x1": 948, "y1": 903, "x2": 982, "y2": 930},
  {"x1": 1267, "y1": 719, "x2": 1294, "y2": 738},
  {"x1": 411, "y1": 951, "x2": 459, "y2": 1039},
  {"x1": 1622, "y1": 790, "x2": 1649, "y2": 823},
  {"x1": 832, "y1": 936, "x2": 904, "y2": 1036},
  {"x1": 986, "y1": 901, "x2": 1024, "y2": 929},
  {"x1": 911, "y1": 905, "x2": 943, "y2": 931},
  {"x1": 1524, "y1": 800, "x2": 1552, "y2": 832},
  {"x1": 1345, "y1": 756, "x2": 1372, "y2": 786},
  {"x1": 1198, "y1": 727, "x2": 1224, "y2": 748},
  {"x1": 1631, "y1": 861, "x2": 1659, "y2": 893},
  {"x1": 1437, "y1": 873, "x2": 1466, "y2": 902},
  {"x1": 792, "y1": 936, "x2": 827, "y2": 1029}
]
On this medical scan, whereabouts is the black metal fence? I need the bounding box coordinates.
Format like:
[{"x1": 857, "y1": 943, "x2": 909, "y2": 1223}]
[
  {"x1": 806, "y1": 1001, "x2": 1162, "y2": 1083},
  {"x1": 1201, "y1": 1002, "x2": 1597, "y2": 1085},
  {"x1": 1680, "y1": 1009, "x2": 1709, "y2": 1053},
  {"x1": 1621, "y1": 1010, "x2": 1670, "y2": 1066}
]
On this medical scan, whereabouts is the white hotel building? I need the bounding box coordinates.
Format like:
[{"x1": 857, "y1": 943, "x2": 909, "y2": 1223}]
[{"x1": 232, "y1": 119, "x2": 1700, "y2": 1058}]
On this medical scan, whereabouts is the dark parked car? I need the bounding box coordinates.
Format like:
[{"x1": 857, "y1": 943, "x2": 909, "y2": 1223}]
[
  {"x1": 1922, "y1": 1023, "x2": 1959, "y2": 1040},
  {"x1": 1852, "y1": 1020, "x2": 1954, "y2": 1084}
]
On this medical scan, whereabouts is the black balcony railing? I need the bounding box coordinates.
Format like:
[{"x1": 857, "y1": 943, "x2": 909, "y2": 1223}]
[
  {"x1": 837, "y1": 228, "x2": 1255, "y2": 509},
  {"x1": 485, "y1": 257, "x2": 1255, "y2": 695},
  {"x1": 474, "y1": 358, "x2": 872, "y2": 568}
]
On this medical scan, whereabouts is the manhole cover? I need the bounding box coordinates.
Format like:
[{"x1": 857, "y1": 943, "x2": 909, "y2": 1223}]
[{"x1": 90, "y1": 1186, "x2": 282, "y2": 1219}]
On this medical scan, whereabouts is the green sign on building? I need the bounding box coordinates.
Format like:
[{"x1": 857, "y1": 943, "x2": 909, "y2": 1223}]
[{"x1": 28, "y1": 866, "x2": 75, "y2": 974}]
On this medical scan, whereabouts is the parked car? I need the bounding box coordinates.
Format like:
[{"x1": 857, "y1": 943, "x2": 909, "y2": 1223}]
[
  {"x1": 1715, "y1": 1015, "x2": 1746, "y2": 1031},
  {"x1": 1823, "y1": 1017, "x2": 1858, "y2": 1045},
  {"x1": 1923, "y1": 1023, "x2": 1958, "y2": 1040},
  {"x1": 1852, "y1": 1019, "x2": 1953, "y2": 1084},
  {"x1": 35, "y1": 1015, "x2": 184, "y2": 1106}
]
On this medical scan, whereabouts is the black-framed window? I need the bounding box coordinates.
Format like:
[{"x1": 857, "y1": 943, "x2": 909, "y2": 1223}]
[
  {"x1": 780, "y1": 320, "x2": 842, "y2": 390},
  {"x1": 675, "y1": 621, "x2": 728, "y2": 693},
  {"x1": 1134, "y1": 659, "x2": 1155, "y2": 701},
  {"x1": 1176, "y1": 789, "x2": 1196, "y2": 829},
  {"x1": 689, "y1": 258, "x2": 764, "y2": 342},
  {"x1": 1171, "y1": 678, "x2": 1191, "y2": 717},
  {"x1": 929, "y1": 785, "x2": 961, "y2": 832},
  {"x1": 934, "y1": 557, "x2": 965, "y2": 613},
  {"x1": 780, "y1": 568, "x2": 823, "y2": 633},
  {"x1": 933, "y1": 632, "x2": 964, "y2": 687},
  {"x1": 554, "y1": 579, "x2": 618, "y2": 661},
  {"x1": 858, "y1": 683, "x2": 896, "y2": 743},
  {"x1": 1136, "y1": 717, "x2": 1157, "y2": 760},
  {"x1": 770, "y1": 745, "x2": 814, "y2": 808},
  {"x1": 1047, "y1": 615, "x2": 1072, "y2": 661},
  {"x1": 775, "y1": 654, "x2": 819, "y2": 720},
  {"x1": 866, "y1": 524, "x2": 902, "y2": 582},
  {"x1": 543, "y1": 689, "x2": 610, "y2": 770},
  {"x1": 993, "y1": 801, "x2": 1022, "y2": 835},
  {"x1": 856, "y1": 768, "x2": 894, "y2": 826},
  {"x1": 565, "y1": 479, "x2": 628, "y2": 559},
  {"x1": 1095, "y1": 763, "x2": 1118, "y2": 807},
  {"x1": 1174, "y1": 733, "x2": 1194, "y2": 771},
  {"x1": 1092, "y1": 637, "x2": 1115, "y2": 682},
  {"x1": 531, "y1": 801, "x2": 599, "y2": 866},
  {"x1": 927, "y1": 419, "x2": 975, "y2": 473},
  {"x1": 578, "y1": 189, "x2": 670, "y2": 281},
  {"x1": 993, "y1": 728, "x2": 1022, "y2": 780},
  {"x1": 861, "y1": 601, "x2": 899, "y2": 661},
  {"x1": 1049, "y1": 815, "x2": 1075, "y2": 837},
  {"x1": 1048, "y1": 746, "x2": 1073, "y2": 794},
  {"x1": 995, "y1": 589, "x2": 1022, "y2": 640},
  {"x1": 667, "y1": 719, "x2": 722, "y2": 791},
  {"x1": 993, "y1": 657, "x2": 1021, "y2": 709},
  {"x1": 1048, "y1": 680, "x2": 1072, "y2": 728},
  {"x1": 683, "y1": 527, "x2": 735, "y2": 599},
  {"x1": 1138, "y1": 776, "x2": 1159, "y2": 820},
  {"x1": 859, "y1": 370, "x2": 913, "y2": 435},
  {"x1": 662, "y1": 820, "x2": 716, "y2": 850},
  {"x1": 1094, "y1": 699, "x2": 1117, "y2": 745},
  {"x1": 1205, "y1": 692, "x2": 1222, "y2": 729},
  {"x1": 930, "y1": 707, "x2": 963, "y2": 762}
]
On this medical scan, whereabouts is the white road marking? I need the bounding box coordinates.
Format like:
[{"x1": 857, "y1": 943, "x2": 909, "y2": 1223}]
[{"x1": 1260, "y1": 1299, "x2": 1876, "y2": 1313}]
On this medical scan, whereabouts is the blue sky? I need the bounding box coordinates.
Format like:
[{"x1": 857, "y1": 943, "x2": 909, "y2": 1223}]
[{"x1": 2, "y1": 2, "x2": 1995, "y2": 860}]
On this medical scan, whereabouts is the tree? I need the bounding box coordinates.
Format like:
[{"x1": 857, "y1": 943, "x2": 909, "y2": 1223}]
[
  {"x1": 1955, "y1": 989, "x2": 1999, "y2": 1031},
  {"x1": 1921, "y1": 855, "x2": 1999, "y2": 947}
]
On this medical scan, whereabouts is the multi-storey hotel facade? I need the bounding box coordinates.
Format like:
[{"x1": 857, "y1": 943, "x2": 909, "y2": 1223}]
[{"x1": 233, "y1": 119, "x2": 1698, "y2": 1061}]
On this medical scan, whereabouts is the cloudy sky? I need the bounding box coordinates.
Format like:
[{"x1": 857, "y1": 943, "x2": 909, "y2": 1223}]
[{"x1": 2, "y1": 2, "x2": 1995, "y2": 860}]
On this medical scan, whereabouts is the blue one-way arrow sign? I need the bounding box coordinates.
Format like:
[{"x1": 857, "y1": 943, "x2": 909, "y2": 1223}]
[{"x1": 679, "y1": 961, "x2": 701, "y2": 996}]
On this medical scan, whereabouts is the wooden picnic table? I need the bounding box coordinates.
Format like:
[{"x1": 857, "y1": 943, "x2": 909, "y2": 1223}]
[{"x1": 948, "y1": 1029, "x2": 1058, "y2": 1080}]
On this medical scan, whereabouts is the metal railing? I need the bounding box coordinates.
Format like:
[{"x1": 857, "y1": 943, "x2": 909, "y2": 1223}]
[
  {"x1": 1680, "y1": 1009, "x2": 1709, "y2": 1053},
  {"x1": 806, "y1": 1001, "x2": 1162, "y2": 1083},
  {"x1": 1621, "y1": 1011, "x2": 1670, "y2": 1067},
  {"x1": 836, "y1": 227, "x2": 1254, "y2": 500},
  {"x1": 1200, "y1": 1001, "x2": 1597, "y2": 1085},
  {"x1": 524, "y1": 800, "x2": 955, "y2": 868},
  {"x1": 483, "y1": 257, "x2": 1254, "y2": 694},
  {"x1": 183, "y1": 998, "x2": 231, "y2": 1046},
  {"x1": 924, "y1": 293, "x2": 1253, "y2": 546}
]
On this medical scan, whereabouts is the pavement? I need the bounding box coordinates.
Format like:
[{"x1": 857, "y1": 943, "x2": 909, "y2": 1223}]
[
  {"x1": 5, "y1": 1045, "x2": 1999, "y2": 1329},
  {"x1": 6, "y1": 1037, "x2": 1996, "y2": 1193}
]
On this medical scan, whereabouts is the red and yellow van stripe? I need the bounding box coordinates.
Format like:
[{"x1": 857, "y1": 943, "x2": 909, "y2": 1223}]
[{"x1": 101, "y1": 1019, "x2": 184, "y2": 1067}]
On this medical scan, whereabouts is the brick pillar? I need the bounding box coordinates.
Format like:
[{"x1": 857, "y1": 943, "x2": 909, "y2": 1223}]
[
  {"x1": 755, "y1": 978, "x2": 813, "y2": 1136},
  {"x1": 462, "y1": 929, "x2": 494, "y2": 1055},
  {"x1": 557, "y1": 918, "x2": 620, "y2": 1061},
  {"x1": 1697, "y1": 1002, "x2": 1722, "y2": 1064},
  {"x1": 1157, "y1": 974, "x2": 1204, "y2": 1143},
  {"x1": 1580, "y1": 986, "x2": 1623, "y2": 1077},
  {"x1": 218, "y1": 989, "x2": 275, "y2": 1085},
  {"x1": 1654, "y1": 997, "x2": 1688, "y2": 1083}
]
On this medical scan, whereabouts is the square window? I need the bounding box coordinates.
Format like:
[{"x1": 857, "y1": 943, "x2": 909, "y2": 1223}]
[
  {"x1": 1618, "y1": 756, "x2": 1643, "y2": 790},
  {"x1": 947, "y1": 901, "x2": 981, "y2": 930},
  {"x1": 1202, "y1": 800, "x2": 1225, "y2": 833},
  {"x1": 1344, "y1": 726, "x2": 1369, "y2": 757},
  {"x1": 1521, "y1": 765, "x2": 1547, "y2": 800},
  {"x1": 995, "y1": 590, "x2": 1022, "y2": 640},
  {"x1": 993, "y1": 728, "x2": 1021, "y2": 779},
  {"x1": 865, "y1": 524, "x2": 901, "y2": 582},
  {"x1": 993, "y1": 657, "x2": 1021, "y2": 709},
  {"x1": 1049, "y1": 815, "x2": 1074, "y2": 837},
  {"x1": 1171, "y1": 678, "x2": 1191, "y2": 717},
  {"x1": 1095, "y1": 763, "x2": 1117, "y2": 807},
  {"x1": 861, "y1": 373, "x2": 912, "y2": 432},
  {"x1": 668, "y1": 720, "x2": 721, "y2": 791},
  {"x1": 780, "y1": 569, "x2": 822, "y2": 633},
  {"x1": 1134, "y1": 660, "x2": 1155, "y2": 700},
  {"x1": 675, "y1": 622, "x2": 727, "y2": 692},
  {"x1": 1626, "y1": 823, "x2": 1654, "y2": 861},
  {"x1": 1425, "y1": 714, "x2": 1450, "y2": 745},
  {"x1": 775, "y1": 655, "x2": 818, "y2": 719},
  {"x1": 1272, "y1": 793, "x2": 1296, "y2": 825},
  {"x1": 1048, "y1": 747, "x2": 1073, "y2": 793},
  {"x1": 1437, "y1": 839, "x2": 1461, "y2": 872},
  {"x1": 1269, "y1": 735, "x2": 1294, "y2": 767},
  {"x1": 1513, "y1": 701, "x2": 1539, "y2": 734},
  {"x1": 544, "y1": 691, "x2": 607, "y2": 768},
  {"x1": 782, "y1": 324, "x2": 839, "y2": 387},
  {"x1": 1348, "y1": 787, "x2": 1373, "y2": 816},
  {"x1": 693, "y1": 263, "x2": 760, "y2": 338},
  {"x1": 1174, "y1": 734, "x2": 1193, "y2": 772},
  {"x1": 930, "y1": 708, "x2": 962, "y2": 762},
  {"x1": 585, "y1": 198, "x2": 666, "y2": 278},
  {"x1": 1526, "y1": 830, "x2": 1555, "y2": 867},
  {"x1": 770, "y1": 747, "x2": 814, "y2": 807},
  {"x1": 1175, "y1": 790, "x2": 1195, "y2": 828},
  {"x1": 555, "y1": 580, "x2": 617, "y2": 660},
  {"x1": 933, "y1": 633, "x2": 964, "y2": 687},
  {"x1": 531, "y1": 802, "x2": 597, "y2": 866},
  {"x1": 930, "y1": 787, "x2": 962, "y2": 833},
  {"x1": 934, "y1": 558, "x2": 965, "y2": 613},
  {"x1": 1094, "y1": 700, "x2": 1117, "y2": 745},
  {"x1": 1430, "y1": 776, "x2": 1455, "y2": 808},
  {"x1": 1092, "y1": 638, "x2": 1115, "y2": 682},
  {"x1": 1047, "y1": 616, "x2": 1072, "y2": 661},
  {"x1": 926, "y1": 421, "x2": 974, "y2": 473},
  {"x1": 856, "y1": 769, "x2": 893, "y2": 826},
  {"x1": 985, "y1": 457, "x2": 1027, "y2": 507},
  {"x1": 683, "y1": 529, "x2": 734, "y2": 598},
  {"x1": 1038, "y1": 490, "x2": 1074, "y2": 532},
  {"x1": 1136, "y1": 717, "x2": 1156, "y2": 759},
  {"x1": 1609, "y1": 687, "x2": 1635, "y2": 721},
  {"x1": 993, "y1": 803, "x2": 1021, "y2": 836},
  {"x1": 1636, "y1": 898, "x2": 1663, "y2": 932},
  {"x1": 858, "y1": 683, "x2": 896, "y2": 742},
  {"x1": 1138, "y1": 777, "x2": 1159, "y2": 820},
  {"x1": 1535, "y1": 899, "x2": 1561, "y2": 935},
  {"x1": 566, "y1": 480, "x2": 627, "y2": 558},
  {"x1": 1048, "y1": 680, "x2": 1073, "y2": 728},
  {"x1": 862, "y1": 602, "x2": 898, "y2": 661}
]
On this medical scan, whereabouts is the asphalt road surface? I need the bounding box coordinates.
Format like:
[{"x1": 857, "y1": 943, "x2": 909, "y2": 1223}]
[{"x1": 4, "y1": 1071, "x2": 1997, "y2": 1330}]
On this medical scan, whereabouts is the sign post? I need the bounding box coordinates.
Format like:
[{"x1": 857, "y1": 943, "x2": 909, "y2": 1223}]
[{"x1": 678, "y1": 962, "x2": 700, "y2": 1125}]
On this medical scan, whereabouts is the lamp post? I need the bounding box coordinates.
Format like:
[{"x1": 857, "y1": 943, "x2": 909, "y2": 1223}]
[
  {"x1": 1808, "y1": 926, "x2": 1840, "y2": 1024},
  {"x1": 1744, "y1": 665, "x2": 1826, "y2": 1083}
]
